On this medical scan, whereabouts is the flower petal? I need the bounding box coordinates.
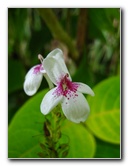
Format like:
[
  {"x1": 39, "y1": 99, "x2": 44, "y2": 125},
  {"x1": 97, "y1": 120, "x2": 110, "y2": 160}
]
[
  {"x1": 46, "y1": 48, "x2": 63, "y2": 59},
  {"x1": 43, "y1": 49, "x2": 71, "y2": 85},
  {"x1": 61, "y1": 92, "x2": 90, "y2": 123},
  {"x1": 40, "y1": 88, "x2": 63, "y2": 115},
  {"x1": 77, "y1": 83, "x2": 95, "y2": 96},
  {"x1": 23, "y1": 65, "x2": 43, "y2": 96}
]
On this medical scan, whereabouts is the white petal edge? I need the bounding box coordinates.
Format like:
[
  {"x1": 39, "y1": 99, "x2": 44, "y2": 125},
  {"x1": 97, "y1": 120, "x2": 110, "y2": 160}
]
[
  {"x1": 46, "y1": 48, "x2": 63, "y2": 59},
  {"x1": 43, "y1": 55, "x2": 71, "y2": 85},
  {"x1": 23, "y1": 65, "x2": 43, "y2": 96},
  {"x1": 61, "y1": 92, "x2": 90, "y2": 123},
  {"x1": 77, "y1": 82, "x2": 95, "y2": 96},
  {"x1": 40, "y1": 88, "x2": 63, "y2": 115}
]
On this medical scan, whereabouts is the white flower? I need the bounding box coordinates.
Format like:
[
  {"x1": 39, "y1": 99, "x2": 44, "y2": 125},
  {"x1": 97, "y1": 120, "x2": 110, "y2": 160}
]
[
  {"x1": 23, "y1": 52, "x2": 55, "y2": 96},
  {"x1": 41, "y1": 49, "x2": 95, "y2": 123},
  {"x1": 24, "y1": 64, "x2": 44, "y2": 96}
]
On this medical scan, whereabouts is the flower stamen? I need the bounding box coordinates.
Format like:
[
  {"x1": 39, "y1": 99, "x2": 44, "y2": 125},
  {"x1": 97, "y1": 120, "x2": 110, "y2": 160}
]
[
  {"x1": 53, "y1": 73, "x2": 79, "y2": 99},
  {"x1": 38, "y1": 54, "x2": 44, "y2": 63}
]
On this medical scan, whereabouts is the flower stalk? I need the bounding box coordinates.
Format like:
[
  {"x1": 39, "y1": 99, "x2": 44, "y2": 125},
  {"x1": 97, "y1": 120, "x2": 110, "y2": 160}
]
[{"x1": 38, "y1": 105, "x2": 69, "y2": 158}]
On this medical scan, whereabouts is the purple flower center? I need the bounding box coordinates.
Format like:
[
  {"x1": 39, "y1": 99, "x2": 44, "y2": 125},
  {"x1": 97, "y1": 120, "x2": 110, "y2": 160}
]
[
  {"x1": 53, "y1": 74, "x2": 79, "y2": 99},
  {"x1": 33, "y1": 64, "x2": 43, "y2": 74}
]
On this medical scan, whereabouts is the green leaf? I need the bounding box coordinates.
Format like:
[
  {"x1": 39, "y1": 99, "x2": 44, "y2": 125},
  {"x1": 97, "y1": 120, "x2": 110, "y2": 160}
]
[
  {"x1": 8, "y1": 129, "x2": 42, "y2": 158},
  {"x1": 62, "y1": 121, "x2": 96, "y2": 158},
  {"x1": 8, "y1": 89, "x2": 96, "y2": 158},
  {"x1": 9, "y1": 90, "x2": 48, "y2": 132},
  {"x1": 86, "y1": 76, "x2": 120, "y2": 144},
  {"x1": 8, "y1": 89, "x2": 48, "y2": 158}
]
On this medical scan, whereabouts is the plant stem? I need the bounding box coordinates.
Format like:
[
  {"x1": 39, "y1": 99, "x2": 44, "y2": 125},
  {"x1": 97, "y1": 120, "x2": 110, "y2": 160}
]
[{"x1": 38, "y1": 105, "x2": 69, "y2": 158}]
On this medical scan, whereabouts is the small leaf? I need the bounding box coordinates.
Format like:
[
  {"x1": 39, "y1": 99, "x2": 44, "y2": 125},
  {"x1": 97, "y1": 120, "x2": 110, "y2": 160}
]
[
  {"x1": 59, "y1": 143, "x2": 69, "y2": 149},
  {"x1": 40, "y1": 143, "x2": 46, "y2": 149},
  {"x1": 62, "y1": 149, "x2": 69, "y2": 158}
]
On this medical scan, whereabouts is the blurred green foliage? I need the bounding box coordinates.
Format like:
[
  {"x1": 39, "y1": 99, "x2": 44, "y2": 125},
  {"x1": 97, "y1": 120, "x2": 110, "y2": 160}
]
[{"x1": 8, "y1": 8, "x2": 120, "y2": 158}]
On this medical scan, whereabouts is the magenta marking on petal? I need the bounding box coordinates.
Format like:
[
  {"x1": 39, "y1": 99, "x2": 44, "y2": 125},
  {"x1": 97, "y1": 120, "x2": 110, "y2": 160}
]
[
  {"x1": 33, "y1": 64, "x2": 43, "y2": 74},
  {"x1": 53, "y1": 74, "x2": 79, "y2": 100}
]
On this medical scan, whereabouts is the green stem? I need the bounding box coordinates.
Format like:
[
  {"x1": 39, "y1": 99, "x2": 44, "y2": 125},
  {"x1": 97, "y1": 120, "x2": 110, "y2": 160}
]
[
  {"x1": 37, "y1": 8, "x2": 79, "y2": 61},
  {"x1": 38, "y1": 105, "x2": 69, "y2": 158},
  {"x1": 44, "y1": 73, "x2": 54, "y2": 89}
]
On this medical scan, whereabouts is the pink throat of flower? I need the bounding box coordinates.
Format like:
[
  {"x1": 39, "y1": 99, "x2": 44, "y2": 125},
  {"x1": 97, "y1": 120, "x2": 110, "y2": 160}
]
[
  {"x1": 53, "y1": 74, "x2": 79, "y2": 99},
  {"x1": 33, "y1": 64, "x2": 43, "y2": 74}
]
